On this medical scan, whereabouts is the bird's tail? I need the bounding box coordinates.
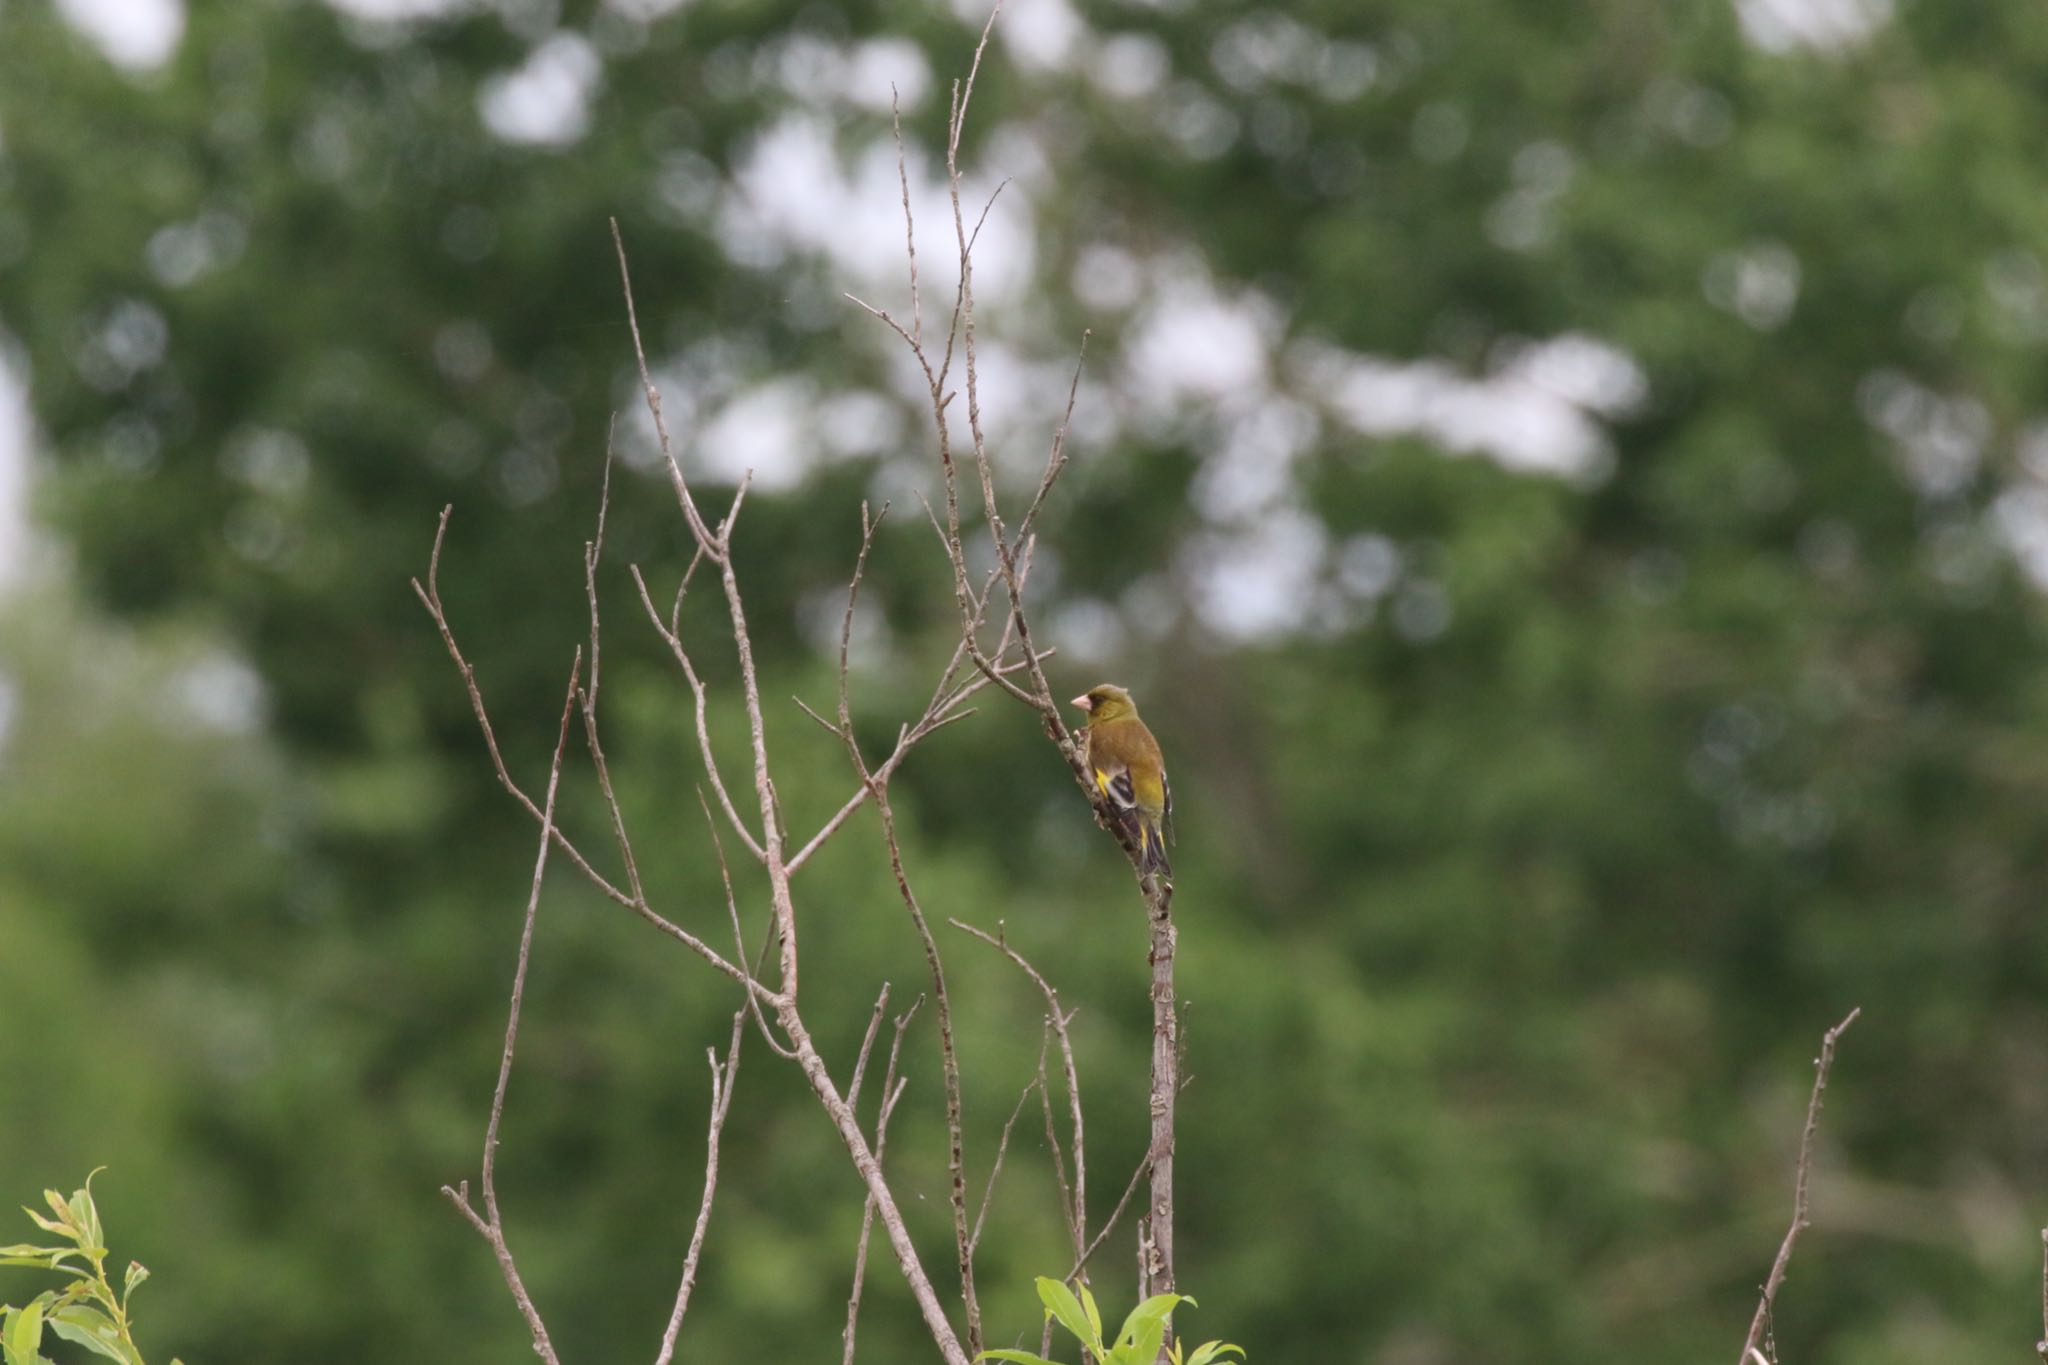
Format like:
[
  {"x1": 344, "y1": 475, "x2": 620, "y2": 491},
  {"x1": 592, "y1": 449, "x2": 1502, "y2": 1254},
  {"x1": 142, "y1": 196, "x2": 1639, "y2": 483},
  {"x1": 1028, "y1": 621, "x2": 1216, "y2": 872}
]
[{"x1": 1140, "y1": 821, "x2": 1172, "y2": 880}]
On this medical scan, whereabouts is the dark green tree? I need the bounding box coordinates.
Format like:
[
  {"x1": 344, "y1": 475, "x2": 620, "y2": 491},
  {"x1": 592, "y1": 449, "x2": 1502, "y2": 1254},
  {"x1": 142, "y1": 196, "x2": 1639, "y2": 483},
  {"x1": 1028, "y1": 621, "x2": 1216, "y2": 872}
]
[{"x1": 5, "y1": 0, "x2": 2048, "y2": 1360}]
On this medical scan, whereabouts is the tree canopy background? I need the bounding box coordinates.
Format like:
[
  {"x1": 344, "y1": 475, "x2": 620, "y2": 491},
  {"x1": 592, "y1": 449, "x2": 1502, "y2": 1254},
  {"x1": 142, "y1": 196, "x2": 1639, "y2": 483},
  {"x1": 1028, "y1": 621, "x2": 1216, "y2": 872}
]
[{"x1": 4, "y1": 0, "x2": 2048, "y2": 1360}]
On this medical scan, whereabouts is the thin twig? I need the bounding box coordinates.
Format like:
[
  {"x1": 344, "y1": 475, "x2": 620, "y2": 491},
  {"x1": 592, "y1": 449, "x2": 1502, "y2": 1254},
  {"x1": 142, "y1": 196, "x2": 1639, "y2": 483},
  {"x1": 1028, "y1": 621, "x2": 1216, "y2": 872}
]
[
  {"x1": 631, "y1": 562, "x2": 768, "y2": 865},
  {"x1": 1039, "y1": 1040, "x2": 1081, "y2": 1268},
  {"x1": 971, "y1": 1027, "x2": 1045, "y2": 1255},
  {"x1": 439, "y1": 653, "x2": 582, "y2": 1365},
  {"x1": 813, "y1": 495, "x2": 984, "y2": 1349},
  {"x1": 610, "y1": 224, "x2": 971, "y2": 1359},
  {"x1": 893, "y1": 87, "x2": 922, "y2": 343},
  {"x1": 414, "y1": 509, "x2": 632, "y2": 905},
  {"x1": 833, "y1": 501, "x2": 890, "y2": 780},
  {"x1": 700, "y1": 790, "x2": 798, "y2": 1059},
  {"x1": 1068, "y1": 1136, "x2": 1168, "y2": 1285},
  {"x1": 951, "y1": 918, "x2": 1087, "y2": 1262},
  {"x1": 872, "y1": 779, "x2": 983, "y2": 1353},
  {"x1": 844, "y1": 998, "x2": 924, "y2": 1365},
  {"x1": 785, "y1": 642, "x2": 1045, "y2": 875},
  {"x1": 653, "y1": 1010, "x2": 746, "y2": 1365},
  {"x1": 1739, "y1": 1007, "x2": 1862, "y2": 1364},
  {"x1": 847, "y1": 984, "x2": 892, "y2": 1113},
  {"x1": 579, "y1": 437, "x2": 651, "y2": 909},
  {"x1": 415, "y1": 511, "x2": 764, "y2": 995},
  {"x1": 610, "y1": 217, "x2": 717, "y2": 553},
  {"x1": 603, "y1": 228, "x2": 976, "y2": 1361}
]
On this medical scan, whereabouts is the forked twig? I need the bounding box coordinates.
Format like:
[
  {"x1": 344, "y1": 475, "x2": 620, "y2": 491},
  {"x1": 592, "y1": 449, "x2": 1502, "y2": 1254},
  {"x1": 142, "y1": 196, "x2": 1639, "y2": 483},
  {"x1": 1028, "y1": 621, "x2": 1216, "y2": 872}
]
[
  {"x1": 844, "y1": 997, "x2": 925, "y2": 1365},
  {"x1": 416, "y1": 509, "x2": 770, "y2": 999},
  {"x1": 608, "y1": 221, "x2": 972, "y2": 1365},
  {"x1": 439, "y1": 653, "x2": 582, "y2": 1365},
  {"x1": 952, "y1": 918, "x2": 1087, "y2": 1263}
]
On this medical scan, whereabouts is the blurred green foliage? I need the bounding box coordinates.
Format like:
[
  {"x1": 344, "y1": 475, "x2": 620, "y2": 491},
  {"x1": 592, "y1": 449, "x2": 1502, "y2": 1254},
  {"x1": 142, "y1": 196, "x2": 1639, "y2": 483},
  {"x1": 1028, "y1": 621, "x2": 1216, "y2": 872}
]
[{"x1": 5, "y1": 0, "x2": 2048, "y2": 1361}]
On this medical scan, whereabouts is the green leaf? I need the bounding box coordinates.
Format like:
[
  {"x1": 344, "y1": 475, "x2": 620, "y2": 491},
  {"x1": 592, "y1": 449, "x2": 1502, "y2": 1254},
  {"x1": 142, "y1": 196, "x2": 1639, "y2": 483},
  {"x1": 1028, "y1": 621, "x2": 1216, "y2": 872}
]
[
  {"x1": 1033, "y1": 1277, "x2": 1099, "y2": 1353},
  {"x1": 1079, "y1": 1282, "x2": 1103, "y2": 1345},
  {"x1": 976, "y1": 1353, "x2": 1059, "y2": 1365},
  {"x1": 69, "y1": 1175, "x2": 105, "y2": 1257},
  {"x1": 1112, "y1": 1293, "x2": 1186, "y2": 1350},
  {"x1": 48, "y1": 1304, "x2": 138, "y2": 1365},
  {"x1": 1132, "y1": 1318, "x2": 1171, "y2": 1365},
  {"x1": 121, "y1": 1261, "x2": 149, "y2": 1304},
  {"x1": 1184, "y1": 1341, "x2": 1244, "y2": 1365},
  {"x1": 19, "y1": 1210, "x2": 68, "y2": 1241},
  {"x1": 3, "y1": 1293, "x2": 52, "y2": 1365},
  {"x1": 0, "y1": 1245, "x2": 79, "y2": 1271}
]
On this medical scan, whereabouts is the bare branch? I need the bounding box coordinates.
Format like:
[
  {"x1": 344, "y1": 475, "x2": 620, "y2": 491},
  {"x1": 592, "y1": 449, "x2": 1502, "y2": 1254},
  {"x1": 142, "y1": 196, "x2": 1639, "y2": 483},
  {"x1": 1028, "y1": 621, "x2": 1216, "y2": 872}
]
[
  {"x1": 1139, "y1": 883, "x2": 1178, "y2": 1301},
  {"x1": 847, "y1": 983, "x2": 892, "y2": 1114},
  {"x1": 1739, "y1": 1007, "x2": 1862, "y2": 1365},
  {"x1": 892, "y1": 87, "x2": 923, "y2": 343},
  {"x1": 609, "y1": 217, "x2": 718, "y2": 553},
  {"x1": 414, "y1": 506, "x2": 634, "y2": 906},
  {"x1": 1068, "y1": 1136, "x2": 1168, "y2": 1285},
  {"x1": 871, "y1": 780, "x2": 983, "y2": 1353},
  {"x1": 416, "y1": 511, "x2": 763, "y2": 994},
  {"x1": 579, "y1": 437, "x2": 650, "y2": 909},
  {"x1": 1017, "y1": 333, "x2": 1090, "y2": 545},
  {"x1": 772, "y1": 988, "x2": 966, "y2": 1361},
  {"x1": 630, "y1": 562, "x2": 768, "y2": 864},
  {"x1": 700, "y1": 495, "x2": 802, "y2": 999},
  {"x1": 793, "y1": 695, "x2": 845, "y2": 739},
  {"x1": 785, "y1": 640, "x2": 1043, "y2": 875},
  {"x1": 951, "y1": 918, "x2": 1086, "y2": 1261},
  {"x1": 670, "y1": 543, "x2": 706, "y2": 639},
  {"x1": 971, "y1": 1029, "x2": 1044, "y2": 1255},
  {"x1": 605, "y1": 232, "x2": 978, "y2": 1352},
  {"x1": 843, "y1": 291, "x2": 921, "y2": 353},
  {"x1": 653, "y1": 1010, "x2": 745, "y2": 1365},
  {"x1": 835, "y1": 501, "x2": 890, "y2": 774},
  {"x1": 612, "y1": 229, "x2": 794, "y2": 1005},
  {"x1": 1039, "y1": 1044, "x2": 1080, "y2": 1269},
  {"x1": 844, "y1": 997, "x2": 923, "y2": 1365},
  {"x1": 439, "y1": 652, "x2": 581, "y2": 1365},
  {"x1": 700, "y1": 790, "x2": 798, "y2": 1059}
]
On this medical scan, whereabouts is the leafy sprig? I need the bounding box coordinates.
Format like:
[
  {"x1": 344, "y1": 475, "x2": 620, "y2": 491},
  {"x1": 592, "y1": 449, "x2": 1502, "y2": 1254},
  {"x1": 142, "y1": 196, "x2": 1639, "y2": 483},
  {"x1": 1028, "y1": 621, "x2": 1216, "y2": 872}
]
[
  {"x1": 978, "y1": 1277, "x2": 1243, "y2": 1365},
  {"x1": 0, "y1": 1172, "x2": 179, "y2": 1365}
]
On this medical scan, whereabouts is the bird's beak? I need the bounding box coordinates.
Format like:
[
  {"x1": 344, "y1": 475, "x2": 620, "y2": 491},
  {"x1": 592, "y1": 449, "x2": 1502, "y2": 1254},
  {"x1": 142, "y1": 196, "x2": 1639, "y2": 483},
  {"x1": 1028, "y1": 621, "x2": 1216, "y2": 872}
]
[{"x1": 1069, "y1": 693, "x2": 1091, "y2": 712}]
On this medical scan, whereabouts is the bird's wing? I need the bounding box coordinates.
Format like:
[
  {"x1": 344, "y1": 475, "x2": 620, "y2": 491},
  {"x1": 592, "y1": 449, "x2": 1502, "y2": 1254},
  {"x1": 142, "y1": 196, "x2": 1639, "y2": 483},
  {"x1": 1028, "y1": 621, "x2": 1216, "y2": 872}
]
[
  {"x1": 1092, "y1": 758, "x2": 1145, "y2": 845},
  {"x1": 1161, "y1": 766, "x2": 1174, "y2": 845},
  {"x1": 1095, "y1": 758, "x2": 1137, "y2": 811}
]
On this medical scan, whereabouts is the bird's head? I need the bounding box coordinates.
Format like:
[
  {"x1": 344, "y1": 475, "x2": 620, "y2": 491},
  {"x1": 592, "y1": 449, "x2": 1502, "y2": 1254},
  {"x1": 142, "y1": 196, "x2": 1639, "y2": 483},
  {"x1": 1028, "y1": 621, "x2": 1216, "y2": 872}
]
[{"x1": 1070, "y1": 683, "x2": 1137, "y2": 722}]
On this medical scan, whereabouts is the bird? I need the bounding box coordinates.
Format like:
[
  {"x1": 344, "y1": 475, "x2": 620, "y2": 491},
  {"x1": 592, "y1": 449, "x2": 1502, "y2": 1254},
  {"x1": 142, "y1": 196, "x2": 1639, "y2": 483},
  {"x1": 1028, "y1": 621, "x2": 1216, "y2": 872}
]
[{"x1": 1070, "y1": 683, "x2": 1173, "y2": 881}]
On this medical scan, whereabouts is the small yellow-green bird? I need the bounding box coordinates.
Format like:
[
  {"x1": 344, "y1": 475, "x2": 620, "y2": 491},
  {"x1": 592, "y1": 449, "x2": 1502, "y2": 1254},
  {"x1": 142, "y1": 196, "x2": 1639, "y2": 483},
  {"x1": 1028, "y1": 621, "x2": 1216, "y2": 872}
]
[{"x1": 1071, "y1": 683, "x2": 1172, "y2": 880}]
